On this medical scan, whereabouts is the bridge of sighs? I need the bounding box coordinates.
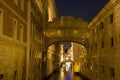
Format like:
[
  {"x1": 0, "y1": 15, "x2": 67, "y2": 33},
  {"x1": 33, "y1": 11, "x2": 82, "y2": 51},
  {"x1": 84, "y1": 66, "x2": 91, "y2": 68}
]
[{"x1": 44, "y1": 16, "x2": 89, "y2": 48}]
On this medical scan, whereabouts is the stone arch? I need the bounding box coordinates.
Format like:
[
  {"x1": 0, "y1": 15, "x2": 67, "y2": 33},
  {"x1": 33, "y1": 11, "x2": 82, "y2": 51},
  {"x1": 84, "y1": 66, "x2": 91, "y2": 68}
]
[{"x1": 46, "y1": 40, "x2": 88, "y2": 50}]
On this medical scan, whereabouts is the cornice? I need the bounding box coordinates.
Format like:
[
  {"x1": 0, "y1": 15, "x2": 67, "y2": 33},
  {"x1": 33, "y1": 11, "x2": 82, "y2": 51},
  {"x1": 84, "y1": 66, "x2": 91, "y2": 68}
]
[{"x1": 88, "y1": 0, "x2": 119, "y2": 28}]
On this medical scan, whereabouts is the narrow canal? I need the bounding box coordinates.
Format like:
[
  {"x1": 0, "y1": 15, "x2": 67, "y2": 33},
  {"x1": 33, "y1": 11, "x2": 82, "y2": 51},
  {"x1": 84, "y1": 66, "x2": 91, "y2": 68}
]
[{"x1": 47, "y1": 66, "x2": 90, "y2": 80}]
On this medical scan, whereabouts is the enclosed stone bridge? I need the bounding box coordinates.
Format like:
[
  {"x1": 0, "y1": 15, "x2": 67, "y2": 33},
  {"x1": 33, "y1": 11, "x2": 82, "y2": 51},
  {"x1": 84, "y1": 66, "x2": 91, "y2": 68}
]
[
  {"x1": 62, "y1": 59, "x2": 74, "y2": 64},
  {"x1": 44, "y1": 16, "x2": 89, "y2": 48}
]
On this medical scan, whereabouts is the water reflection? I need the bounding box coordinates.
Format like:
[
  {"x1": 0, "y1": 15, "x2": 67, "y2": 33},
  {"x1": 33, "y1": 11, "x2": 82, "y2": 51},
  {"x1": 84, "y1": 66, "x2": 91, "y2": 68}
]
[
  {"x1": 48, "y1": 62, "x2": 83, "y2": 80},
  {"x1": 66, "y1": 72, "x2": 72, "y2": 80}
]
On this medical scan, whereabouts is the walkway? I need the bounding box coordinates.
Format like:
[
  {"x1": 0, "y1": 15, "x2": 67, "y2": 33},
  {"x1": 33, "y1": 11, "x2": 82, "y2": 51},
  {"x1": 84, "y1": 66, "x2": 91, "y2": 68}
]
[{"x1": 47, "y1": 67, "x2": 90, "y2": 80}]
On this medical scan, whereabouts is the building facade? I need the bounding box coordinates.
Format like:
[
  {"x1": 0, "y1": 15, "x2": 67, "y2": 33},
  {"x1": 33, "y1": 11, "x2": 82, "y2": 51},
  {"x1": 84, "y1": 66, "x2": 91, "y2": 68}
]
[
  {"x1": 0, "y1": 0, "x2": 58, "y2": 80},
  {"x1": 2, "y1": 0, "x2": 120, "y2": 80},
  {"x1": 0, "y1": 0, "x2": 28, "y2": 80},
  {"x1": 46, "y1": 43, "x2": 61, "y2": 78},
  {"x1": 88, "y1": 0, "x2": 120, "y2": 80},
  {"x1": 27, "y1": 0, "x2": 57, "y2": 80},
  {"x1": 71, "y1": 42, "x2": 87, "y2": 73},
  {"x1": 27, "y1": 0, "x2": 47, "y2": 80}
]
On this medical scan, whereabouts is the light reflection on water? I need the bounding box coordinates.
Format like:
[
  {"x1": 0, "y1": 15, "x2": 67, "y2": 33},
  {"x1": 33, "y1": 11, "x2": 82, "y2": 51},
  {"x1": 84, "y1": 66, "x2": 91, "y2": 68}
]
[
  {"x1": 48, "y1": 63, "x2": 83, "y2": 80},
  {"x1": 66, "y1": 72, "x2": 72, "y2": 80}
]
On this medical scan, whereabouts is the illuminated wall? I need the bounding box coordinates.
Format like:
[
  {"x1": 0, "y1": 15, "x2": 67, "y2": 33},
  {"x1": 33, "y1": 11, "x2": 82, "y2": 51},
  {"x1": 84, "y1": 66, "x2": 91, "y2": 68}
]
[
  {"x1": 48, "y1": 0, "x2": 57, "y2": 21},
  {"x1": 68, "y1": 42, "x2": 74, "y2": 61},
  {"x1": 0, "y1": 0, "x2": 28, "y2": 80},
  {"x1": 46, "y1": 43, "x2": 61, "y2": 77},
  {"x1": 47, "y1": 44, "x2": 55, "y2": 76},
  {"x1": 72, "y1": 42, "x2": 87, "y2": 73},
  {"x1": 88, "y1": 0, "x2": 120, "y2": 80},
  {"x1": 60, "y1": 44, "x2": 64, "y2": 62}
]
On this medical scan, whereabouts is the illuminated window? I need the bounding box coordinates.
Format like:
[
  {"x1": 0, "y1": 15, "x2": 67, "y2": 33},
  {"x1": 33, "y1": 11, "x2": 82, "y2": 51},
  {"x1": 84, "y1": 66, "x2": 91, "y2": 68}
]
[{"x1": 109, "y1": 13, "x2": 113, "y2": 24}]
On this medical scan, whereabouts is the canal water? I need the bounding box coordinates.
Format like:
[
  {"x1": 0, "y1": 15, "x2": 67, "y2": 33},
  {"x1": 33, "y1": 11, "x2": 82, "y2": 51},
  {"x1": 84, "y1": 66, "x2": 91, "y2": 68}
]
[{"x1": 47, "y1": 66, "x2": 89, "y2": 80}]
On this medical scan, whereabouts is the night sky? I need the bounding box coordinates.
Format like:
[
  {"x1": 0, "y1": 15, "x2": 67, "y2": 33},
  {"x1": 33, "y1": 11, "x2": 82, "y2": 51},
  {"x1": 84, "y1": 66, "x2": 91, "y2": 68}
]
[
  {"x1": 55, "y1": 0, "x2": 109, "y2": 22},
  {"x1": 55, "y1": 0, "x2": 109, "y2": 49}
]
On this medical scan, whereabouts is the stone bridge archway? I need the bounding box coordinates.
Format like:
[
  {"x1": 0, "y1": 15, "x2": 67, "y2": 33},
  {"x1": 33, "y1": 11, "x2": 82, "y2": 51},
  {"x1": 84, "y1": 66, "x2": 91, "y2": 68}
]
[{"x1": 44, "y1": 16, "x2": 89, "y2": 48}]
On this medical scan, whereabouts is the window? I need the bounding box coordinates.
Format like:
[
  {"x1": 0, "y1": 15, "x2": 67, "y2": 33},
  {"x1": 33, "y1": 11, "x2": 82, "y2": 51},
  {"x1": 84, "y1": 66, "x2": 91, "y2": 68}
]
[
  {"x1": 111, "y1": 38, "x2": 114, "y2": 47},
  {"x1": 102, "y1": 41, "x2": 104, "y2": 48},
  {"x1": 109, "y1": 13, "x2": 113, "y2": 24},
  {"x1": 0, "y1": 74, "x2": 4, "y2": 80},
  {"x1": 0, "y1": 9, "x2": 3, "y2": 35},
  {"x1": 23, "y1": 26, "x2": 27, "y2": 42},
  {"x1": 20, "y1": 24, "x2": 23, "y2": 41},
  {"x1": 13, "y1": 19, "x2": 17, "y2": 39},
  {"x1": 101, "y1": 66, "x2": 104, "y2": 73},
  {"x1": 17, "y1": 24, "x2": 23, "y2": 41},
  {"x1": 110, "y1": 67, "x2": 115, "y2": 77},
  {"x1": 100, "y1": 22, "x2": 104, "y2": 30},
  {"x1": 13, "y1": 71, "x2": 17, "y2": 80},
  {"x1": 95, "y1": 43, "x2": 97, "y2": 50}
]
